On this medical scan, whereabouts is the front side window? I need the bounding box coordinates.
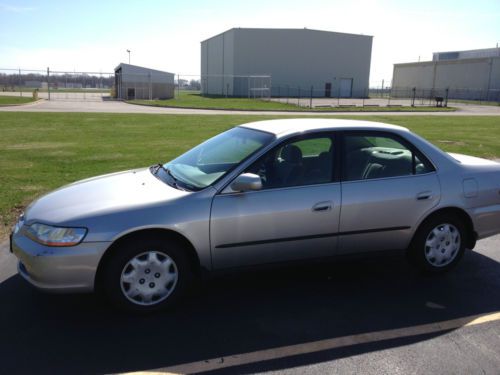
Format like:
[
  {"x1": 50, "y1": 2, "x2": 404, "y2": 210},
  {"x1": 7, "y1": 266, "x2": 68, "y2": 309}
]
[
  {"x1": 246, "y1": 135, "x2": 334, "y2": 189},
  {"x1": 342, "y1": 133, "x2": 434, "y2": 181},
  {"x1": 162, "y1": 127, "x2": 274, "y2": 190}
]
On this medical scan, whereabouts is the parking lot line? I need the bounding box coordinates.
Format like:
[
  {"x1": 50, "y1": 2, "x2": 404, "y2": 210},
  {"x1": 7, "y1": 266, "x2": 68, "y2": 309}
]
[{"x1": 125, "y1": 311, "x2": 500, "y2": 375}]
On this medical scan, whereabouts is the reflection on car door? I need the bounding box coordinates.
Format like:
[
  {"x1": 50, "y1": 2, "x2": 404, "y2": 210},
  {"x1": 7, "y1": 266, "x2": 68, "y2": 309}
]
[{"x1": 210, "y1": 133, "x2": 341, "y2": 269}]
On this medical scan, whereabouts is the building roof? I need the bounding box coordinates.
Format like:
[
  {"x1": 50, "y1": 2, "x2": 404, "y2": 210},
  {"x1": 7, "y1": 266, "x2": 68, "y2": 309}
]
[
  {"x1": 394, "y1": 55, "x2": 500, "y2": 68},
  {"x1": 114, "y1": 63, "x2": 174, "y2": 76},
  {"x1": 239, "y1": 118, "x2": 408, "y2": 136},
  {"x1": 201, "y1": 27, "x2": 373, "y2": 43},
  {"x1": 433, "y1": 47, "x2": 500, "y2": 60}
]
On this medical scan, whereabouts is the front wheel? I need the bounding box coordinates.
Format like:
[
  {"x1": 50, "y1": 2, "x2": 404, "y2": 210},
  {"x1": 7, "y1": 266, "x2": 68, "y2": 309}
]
[
  {"x1": 408, "y1": 214, "x2": 467, "y2": 273},
  {"x1": 103, "y1": 237, "x2": 193, "y2": 312}
]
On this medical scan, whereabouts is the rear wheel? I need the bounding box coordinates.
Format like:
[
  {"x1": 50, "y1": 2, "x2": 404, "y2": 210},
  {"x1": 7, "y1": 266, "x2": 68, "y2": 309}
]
[
  {"x1": 408, "y1": 214, "x2": 467, "y2": 273},
  {"x1": 103, "y1": 237, "x2": 193, "y2": 312}
]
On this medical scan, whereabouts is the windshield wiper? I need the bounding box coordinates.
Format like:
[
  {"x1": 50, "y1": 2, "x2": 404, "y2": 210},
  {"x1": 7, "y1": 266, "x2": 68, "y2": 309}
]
[
  {"x1": 151, "y1": 163, "x2": 199, "y2": 191},
  {"x1": 152, "y1": 163, "x2": 187, "y2": 190},
  {"x1": 151, "y1": 163, "x2": 165, "y2": 175}
]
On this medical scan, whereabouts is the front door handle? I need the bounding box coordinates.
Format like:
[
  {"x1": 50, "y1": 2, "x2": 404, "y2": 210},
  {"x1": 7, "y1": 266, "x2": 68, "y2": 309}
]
[{"x1": 312, "y1": 201, "x2": 332, "y2": 212}]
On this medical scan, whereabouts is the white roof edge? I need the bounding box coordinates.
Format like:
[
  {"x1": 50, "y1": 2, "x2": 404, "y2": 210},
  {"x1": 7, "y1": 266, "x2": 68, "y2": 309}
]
[{"x1": 238, "y1": 118, "x2": 409, "y2": 136}]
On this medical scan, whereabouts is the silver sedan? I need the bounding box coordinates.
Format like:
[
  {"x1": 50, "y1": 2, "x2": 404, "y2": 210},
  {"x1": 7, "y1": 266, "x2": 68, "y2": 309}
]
[{"x1": 10, "y1": 119, "x2": 500, "y2": 312}]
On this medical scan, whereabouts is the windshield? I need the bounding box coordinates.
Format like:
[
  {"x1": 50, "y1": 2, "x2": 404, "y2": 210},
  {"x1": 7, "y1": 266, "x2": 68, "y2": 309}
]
[{"x1": 161, "y1": 127, "x2": 274, "y2": 190}]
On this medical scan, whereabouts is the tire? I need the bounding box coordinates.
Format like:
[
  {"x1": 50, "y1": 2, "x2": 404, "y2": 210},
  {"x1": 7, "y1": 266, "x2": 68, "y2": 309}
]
[
  {"x1": 408, "y1": 214, "x2": 467, "y2": 274},
  {"x1": 102, "y1": 236, "x2": 193, "y2": 312}
]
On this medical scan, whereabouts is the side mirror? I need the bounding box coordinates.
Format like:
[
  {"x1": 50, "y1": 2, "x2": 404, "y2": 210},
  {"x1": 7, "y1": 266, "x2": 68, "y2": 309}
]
[{"x1": 230, "y1": 173, "x2": 262, "y2": 192}]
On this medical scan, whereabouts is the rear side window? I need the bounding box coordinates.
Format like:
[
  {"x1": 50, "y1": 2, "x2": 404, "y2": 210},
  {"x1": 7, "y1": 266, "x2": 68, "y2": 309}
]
[{"x1": 343, "y1": 133, "x2": 434, "y2": 181}]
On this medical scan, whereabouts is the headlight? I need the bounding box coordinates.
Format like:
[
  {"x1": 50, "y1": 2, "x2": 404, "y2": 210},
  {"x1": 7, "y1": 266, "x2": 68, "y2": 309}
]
[{"x1": 26, "y1": 223, "x2": 87, "y2": 247}]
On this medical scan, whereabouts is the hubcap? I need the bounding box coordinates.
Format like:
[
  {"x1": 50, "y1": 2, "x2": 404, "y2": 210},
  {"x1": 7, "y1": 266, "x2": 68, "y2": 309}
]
[
  {"x1": 424, "y1": 223, "x2": 461, "y2": 267},
  {"x1": 120, "y1": 251, "x2": 178, "y2": 306}
]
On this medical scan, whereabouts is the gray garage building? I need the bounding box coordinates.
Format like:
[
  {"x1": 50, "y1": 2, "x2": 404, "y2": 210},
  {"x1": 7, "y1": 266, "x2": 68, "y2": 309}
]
[
  {"x1": 201, "y1": 28, "x2": 373, "y2": 98},
  {"x1": 392, "y1": 48, "x2": 500, "y2": 100},
  {"x1": 114, "y1": 63, "x2": 175, "y2": 100}
]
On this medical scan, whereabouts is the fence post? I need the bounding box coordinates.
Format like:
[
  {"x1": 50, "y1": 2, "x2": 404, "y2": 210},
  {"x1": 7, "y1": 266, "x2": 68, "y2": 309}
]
[
  {"x1": 310, "y1": 86, "x2": 313, "y2": 108},
  {"x1": 298, "y1": 86, "x2": 301, "y2": 106},
  {"x1": 47, "y1": 67, "x2": 50, "y2": 101},
  {"x1": 18, "y1": 68, "x2": 22, "y2": 97},
  {"x1": 411, "y1": 87, "x2": 416, "y2": 107},
  {"x1": 444, "y1": 88, "x2": 449, "y2": 107},
  {"x1": 149, "y1": 72, "x2": 152, "y2": 100},
  {"x1": 177, "y1": 74, "x2": 180, "y2": 98},
  {"x1": 287, "y1": 85, "x2": 289, "y2": 104}
]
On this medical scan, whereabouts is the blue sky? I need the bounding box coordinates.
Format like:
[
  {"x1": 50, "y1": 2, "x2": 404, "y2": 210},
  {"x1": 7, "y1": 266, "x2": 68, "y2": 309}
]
[{"x1": 1, "y1": 0, "x2": 499, "y2": 85}]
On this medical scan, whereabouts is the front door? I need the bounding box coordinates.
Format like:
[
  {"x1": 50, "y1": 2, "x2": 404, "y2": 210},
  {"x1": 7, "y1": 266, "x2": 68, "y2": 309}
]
[
  {"x1": 211, "y1": 133, "x2": 340, "y2": 269},
  {"x1": 127, "y1": 88, "x2": 135, "y2": 100},
  {"x1": 325, "y1": 82, "x2": 332, "y2": 97},
  {"x1": 338, "y1": 131, "x2": 440, "y2": 254}
]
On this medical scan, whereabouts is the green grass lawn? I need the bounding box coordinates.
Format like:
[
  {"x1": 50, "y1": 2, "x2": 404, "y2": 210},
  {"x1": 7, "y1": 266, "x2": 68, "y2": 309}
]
[
  {"x1": 0, "y1": 96, "x2": 36, "y2": 106},
  {"x1": 0, "y1": 113, "x2": 499, "y2": 237},
  {"x1": 129, "y1": 91, "x2": 454, "y2": 112},
  {"x1": 130, "y1": 91, "x2": 305, "y2": 111}
]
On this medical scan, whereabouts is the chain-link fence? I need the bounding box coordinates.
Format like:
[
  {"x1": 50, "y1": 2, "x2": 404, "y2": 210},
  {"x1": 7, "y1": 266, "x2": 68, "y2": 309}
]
[
  {"x1": 2, "y1": 68, "x2": 499, "y2": 108},
  {"x1": 391, "y1": 87, "x2": 500, "y2": 105},
  {"x1": 270, "y1": 85, "x2": 500, "y2": 109},
  {"x1": 0, "y1": 68, "x2": 113, "y2": 101},
  {"x1": 196, "y1": 74, "x2": 271, "y2": 99}
]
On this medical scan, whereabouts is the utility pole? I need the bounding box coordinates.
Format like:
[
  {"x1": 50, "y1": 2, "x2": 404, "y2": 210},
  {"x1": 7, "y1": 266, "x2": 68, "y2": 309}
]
[{"x1": 126, "y1": 49, "x2": 131, "y2": 64}]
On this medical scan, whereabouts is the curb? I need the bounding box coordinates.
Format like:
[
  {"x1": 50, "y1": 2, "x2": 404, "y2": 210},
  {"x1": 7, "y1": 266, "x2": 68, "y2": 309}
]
[{"x1": 125, "y1": 101, "x2": 457, "y2": 114}]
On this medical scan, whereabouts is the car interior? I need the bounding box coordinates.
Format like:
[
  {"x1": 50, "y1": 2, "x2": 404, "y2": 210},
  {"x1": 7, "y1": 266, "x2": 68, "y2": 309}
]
[
  {"x1": 249, "y1": 137, "x2": 334, "y2": 189},
  {"x1": 246, "y1": 134, "x2": 433, "y2": 189},
  {"x1": 343, "y1": 135, "x2": 431, "y2": 181}
]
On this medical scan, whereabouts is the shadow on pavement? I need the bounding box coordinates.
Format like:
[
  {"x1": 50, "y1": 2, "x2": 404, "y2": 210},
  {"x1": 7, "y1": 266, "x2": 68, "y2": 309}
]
[{"x1": 1, "y1": 249, "x2": 500, "y2": 374}]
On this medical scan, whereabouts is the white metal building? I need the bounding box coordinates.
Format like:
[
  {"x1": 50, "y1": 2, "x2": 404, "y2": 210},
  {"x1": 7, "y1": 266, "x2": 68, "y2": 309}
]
[
  {"x1": 114, "y1": 63, "x2": 175, "y2": 100},
  {"x1": 392, "y1": 48, "x2": 500, "y2": 100},
  {"x1": 200, "y1": 28, "x2": 373, "y2": 98}
]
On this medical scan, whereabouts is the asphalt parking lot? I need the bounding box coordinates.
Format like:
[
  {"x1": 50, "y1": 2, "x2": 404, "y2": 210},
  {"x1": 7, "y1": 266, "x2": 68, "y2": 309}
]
[
  {"x1": 1, "y1": 92, "x2": 500, "y2": 116},
  {"x1": 1, "y1": 235, "x2": 500, "y2": 375}
]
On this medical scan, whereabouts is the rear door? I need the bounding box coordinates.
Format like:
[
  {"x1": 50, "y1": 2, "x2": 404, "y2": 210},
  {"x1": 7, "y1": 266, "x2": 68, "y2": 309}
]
[{"x1": 338, "y1": 131, "x2": 441, "y2": 254}]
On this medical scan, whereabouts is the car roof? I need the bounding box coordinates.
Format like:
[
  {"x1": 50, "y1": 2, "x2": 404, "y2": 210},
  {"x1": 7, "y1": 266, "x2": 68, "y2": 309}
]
[{"x1": 239, "y1": 118, "x2": 409, "y2": 137}]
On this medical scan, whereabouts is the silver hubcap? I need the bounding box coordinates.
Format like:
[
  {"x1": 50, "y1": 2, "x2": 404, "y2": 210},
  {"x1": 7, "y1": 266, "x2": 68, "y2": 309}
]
[
  {"x1": 120, "y1": 251, "x2": 178, "y2": 306},
  {"x1": 424, "y1": 223, "x2": 461, "y2": 267}
]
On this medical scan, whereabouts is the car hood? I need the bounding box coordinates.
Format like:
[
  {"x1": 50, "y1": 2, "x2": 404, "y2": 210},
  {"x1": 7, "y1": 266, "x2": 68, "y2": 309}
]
[{"x1": 24, "y1": 168, "x2": 188, "y2": 224}]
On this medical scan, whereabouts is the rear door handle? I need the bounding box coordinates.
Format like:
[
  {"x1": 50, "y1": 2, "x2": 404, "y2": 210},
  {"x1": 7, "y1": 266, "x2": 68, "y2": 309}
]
[
  {"x1": 417, "y1": 191, "x2": 433, "y2": 200},
  {"x1": 312, "y1": 201, "x2": 332, "y2": 212}
]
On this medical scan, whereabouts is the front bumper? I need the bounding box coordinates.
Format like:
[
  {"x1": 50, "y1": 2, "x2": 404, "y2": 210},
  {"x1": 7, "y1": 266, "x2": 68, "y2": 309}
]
[{"x1": 10, "y1": 231, "x2": 110, "y2": 293}]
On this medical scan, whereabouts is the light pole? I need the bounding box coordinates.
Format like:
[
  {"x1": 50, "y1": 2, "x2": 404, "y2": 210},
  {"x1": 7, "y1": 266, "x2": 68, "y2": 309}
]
[{"x1": 126, "y1": 49, "x2": 131, "y2": 64}]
